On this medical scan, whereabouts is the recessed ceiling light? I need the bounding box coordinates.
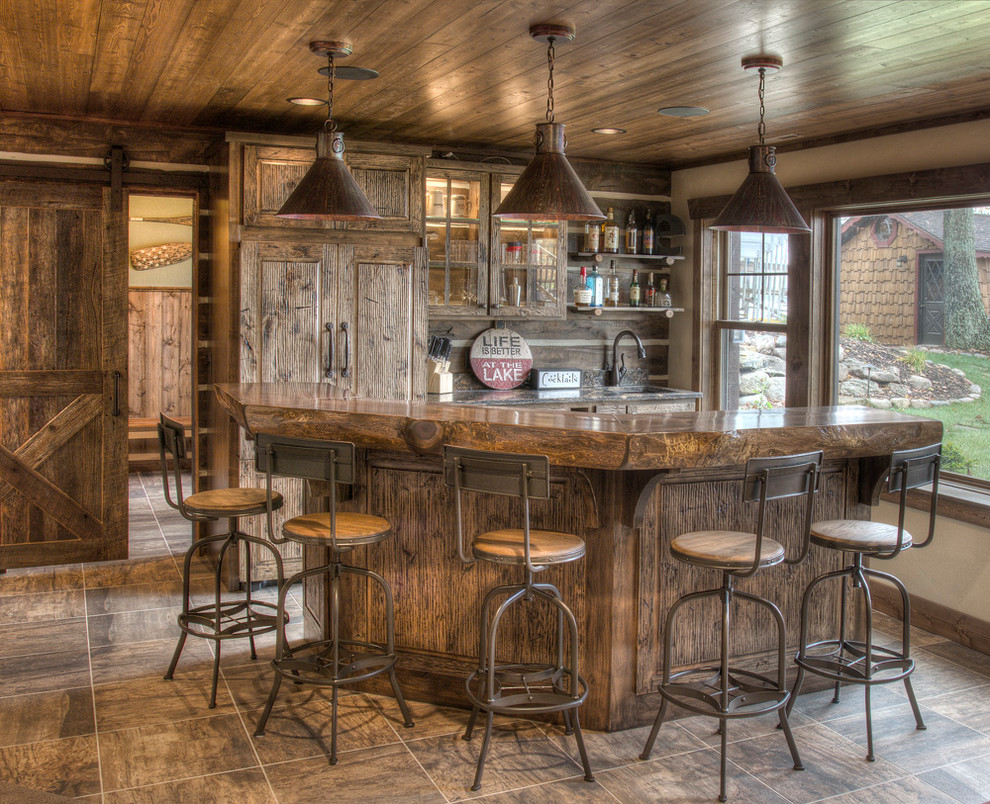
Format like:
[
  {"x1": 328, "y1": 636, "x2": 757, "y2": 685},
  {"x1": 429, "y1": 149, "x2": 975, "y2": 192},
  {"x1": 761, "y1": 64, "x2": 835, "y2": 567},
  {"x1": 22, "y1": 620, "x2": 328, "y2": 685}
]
[
  {"x1": 591, "y1": 127, "x2": 626, "y2": 135},
  {"x1": 288, "y1": 97, "x2": 326, "y2": 106},
  {"x1": 318, "y1": 65, "x2": 380, "y2": 80},
  {"x1": 658, "y1": 106, "x2": 710, "y2": 117}
]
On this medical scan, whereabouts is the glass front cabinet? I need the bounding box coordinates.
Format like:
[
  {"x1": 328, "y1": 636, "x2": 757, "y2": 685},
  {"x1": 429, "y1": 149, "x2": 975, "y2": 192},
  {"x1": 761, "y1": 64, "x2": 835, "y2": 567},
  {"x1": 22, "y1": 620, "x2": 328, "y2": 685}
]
[{"x1": 426, "y1": 162, "x2": 567, "y2": 319}]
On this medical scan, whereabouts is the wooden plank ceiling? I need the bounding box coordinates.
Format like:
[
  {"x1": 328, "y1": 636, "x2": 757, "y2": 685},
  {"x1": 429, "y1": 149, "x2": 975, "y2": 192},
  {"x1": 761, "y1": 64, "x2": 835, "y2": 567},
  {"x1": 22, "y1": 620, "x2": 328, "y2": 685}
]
[{"x1": 2, "y1": 0, "x2": 989, "y2": 167}]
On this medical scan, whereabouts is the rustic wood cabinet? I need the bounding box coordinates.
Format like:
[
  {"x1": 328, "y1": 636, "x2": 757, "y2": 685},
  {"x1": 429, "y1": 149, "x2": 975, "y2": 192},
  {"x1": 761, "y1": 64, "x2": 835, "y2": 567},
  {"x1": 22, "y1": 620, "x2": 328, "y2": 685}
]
[{"x1": 427, "y1": 160, "x2": 567, "y2": 319}]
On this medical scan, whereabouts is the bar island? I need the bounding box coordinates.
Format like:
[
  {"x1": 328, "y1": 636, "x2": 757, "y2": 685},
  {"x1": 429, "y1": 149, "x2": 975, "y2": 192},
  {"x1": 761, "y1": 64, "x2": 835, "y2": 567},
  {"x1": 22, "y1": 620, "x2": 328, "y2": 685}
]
[{"x1": 216, "y1": 382, "x2": 941, "y2": 731}]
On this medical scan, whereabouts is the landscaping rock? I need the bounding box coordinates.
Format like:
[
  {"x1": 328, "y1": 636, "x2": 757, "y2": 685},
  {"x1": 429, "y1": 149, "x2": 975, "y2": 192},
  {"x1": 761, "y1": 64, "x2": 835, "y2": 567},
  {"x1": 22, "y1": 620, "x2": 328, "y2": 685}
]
[
  {"x1": 907, "y1": 375, "x2": 933, "y2": 391},
  {"x1": 738, "y1": 370, "x2": 770, "y2": 396}
]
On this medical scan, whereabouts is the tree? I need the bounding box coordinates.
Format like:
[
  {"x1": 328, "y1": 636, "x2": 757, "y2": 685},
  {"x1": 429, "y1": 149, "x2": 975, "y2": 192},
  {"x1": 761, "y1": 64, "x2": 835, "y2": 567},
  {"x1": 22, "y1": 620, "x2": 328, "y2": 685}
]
[{"x1": 943, "y1": 207, "x2": 990, "y2": 351}]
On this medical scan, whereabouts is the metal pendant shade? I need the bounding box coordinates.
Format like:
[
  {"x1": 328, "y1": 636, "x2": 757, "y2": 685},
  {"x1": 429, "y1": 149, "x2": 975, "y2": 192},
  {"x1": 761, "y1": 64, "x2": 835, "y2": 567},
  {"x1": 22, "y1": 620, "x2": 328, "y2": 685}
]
[
  {"x1": 711, "y1": 144, "x2": 810, "y2": 233},
  {"x1": 494, "y1": 24, "x2": 603, "y2": 222},
  {"x1": 276, "y1": 40, "x2": 381, "y2": 221},
  {"x1": 277, "y1": 129, "x2": 380, "y2": 220},
  {"x1": 712, "y1": 55, "x2": 810, "y2": 234},
  {"x1": 494, "y1": 122, "x2": 604, "y2": 220}
]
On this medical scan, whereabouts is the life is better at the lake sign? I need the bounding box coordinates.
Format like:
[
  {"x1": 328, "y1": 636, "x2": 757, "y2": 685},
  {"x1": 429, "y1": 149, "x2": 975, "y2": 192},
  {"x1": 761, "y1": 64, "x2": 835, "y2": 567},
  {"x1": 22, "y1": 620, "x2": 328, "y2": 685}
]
[{"x1": 469, "y1": 328, "x2": 533, "y2": 390}]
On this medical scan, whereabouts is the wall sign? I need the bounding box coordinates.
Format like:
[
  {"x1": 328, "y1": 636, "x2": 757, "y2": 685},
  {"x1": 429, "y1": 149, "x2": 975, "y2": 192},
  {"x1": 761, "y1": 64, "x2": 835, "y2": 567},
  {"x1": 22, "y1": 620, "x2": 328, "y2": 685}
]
[{"x1": 469, "y1": 328, "x2": 533, "y2": 390}]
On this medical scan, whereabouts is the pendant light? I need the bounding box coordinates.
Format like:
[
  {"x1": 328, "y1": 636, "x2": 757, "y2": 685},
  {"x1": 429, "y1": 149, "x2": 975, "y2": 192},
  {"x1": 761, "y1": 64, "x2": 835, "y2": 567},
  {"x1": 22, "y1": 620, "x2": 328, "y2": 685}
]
[
  {"x1": 277, "y1": 40, "x2": 381, "y2": 220},
  {"x1": 711, "y1": 55, "x2": 810, "y2": 234},
  {"x1": 494, "y1": 24, "x2": 604, "y2": 221}
]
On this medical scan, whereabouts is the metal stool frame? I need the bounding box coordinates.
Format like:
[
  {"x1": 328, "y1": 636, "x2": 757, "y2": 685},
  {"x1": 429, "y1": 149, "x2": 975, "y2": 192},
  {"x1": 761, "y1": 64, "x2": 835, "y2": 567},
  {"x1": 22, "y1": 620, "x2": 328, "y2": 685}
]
[
  {"x1": 251, "y1": 433, "x2": 413, "y2": 765},
  {"x1": 158, "y1": 413, "x2": 286, "y2": 709},
  {"x1": 787, "y1": 443, "x2": 941, "y2": 761},
  {"x1": 444, "y1": 446, "x2": 594, "y2": 792},
  {"x1": 641, "y1": 450, "x2": 822, "y2": 803}
]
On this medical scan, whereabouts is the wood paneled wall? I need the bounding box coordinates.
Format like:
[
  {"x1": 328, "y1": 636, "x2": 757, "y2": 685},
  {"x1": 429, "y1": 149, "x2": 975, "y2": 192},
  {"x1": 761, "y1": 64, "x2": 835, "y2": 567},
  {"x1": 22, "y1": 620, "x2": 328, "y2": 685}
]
[{"x1": 127, "y1": 288, "x2": 192, "y2": 419}]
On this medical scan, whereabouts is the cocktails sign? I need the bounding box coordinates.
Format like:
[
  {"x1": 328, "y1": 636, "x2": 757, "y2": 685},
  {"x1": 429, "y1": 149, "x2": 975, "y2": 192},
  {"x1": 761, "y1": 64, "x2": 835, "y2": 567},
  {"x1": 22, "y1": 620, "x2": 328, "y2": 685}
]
[{"x1": 469, "y1": 328, "x2": 533, "y2": 390}]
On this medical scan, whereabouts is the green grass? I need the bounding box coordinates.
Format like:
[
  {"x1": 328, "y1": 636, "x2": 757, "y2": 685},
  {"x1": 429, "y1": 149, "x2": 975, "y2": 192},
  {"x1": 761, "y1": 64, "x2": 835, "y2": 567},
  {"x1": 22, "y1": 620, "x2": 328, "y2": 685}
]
[{"x1": 899, "y1": 351, "x2": 990, "y2": 478}]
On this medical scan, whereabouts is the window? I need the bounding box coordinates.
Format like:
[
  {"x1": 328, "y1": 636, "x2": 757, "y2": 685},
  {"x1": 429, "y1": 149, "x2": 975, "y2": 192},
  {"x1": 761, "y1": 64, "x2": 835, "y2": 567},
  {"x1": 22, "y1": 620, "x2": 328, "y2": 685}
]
[
  {"x1": 715, "y1": 231, "x2": 790, "y2": 409},
  {"x1": 833, "y1": 206, "x2": 990, "y2": 483}
]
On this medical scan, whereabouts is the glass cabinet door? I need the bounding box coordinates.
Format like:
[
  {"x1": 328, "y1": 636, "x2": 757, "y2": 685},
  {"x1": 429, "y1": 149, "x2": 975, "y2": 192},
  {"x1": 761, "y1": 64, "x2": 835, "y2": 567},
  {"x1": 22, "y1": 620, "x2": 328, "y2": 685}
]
[
  {"x1": 426, "y1": 172, "x2": 487, "y2": 315},
  {"x1": 490, "y1": 179, "x2": 565, "y2": 317}
]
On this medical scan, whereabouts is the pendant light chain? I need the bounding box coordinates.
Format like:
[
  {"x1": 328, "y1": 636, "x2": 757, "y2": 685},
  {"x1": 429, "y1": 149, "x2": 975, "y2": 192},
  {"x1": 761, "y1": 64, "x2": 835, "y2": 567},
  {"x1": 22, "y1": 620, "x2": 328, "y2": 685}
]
[
  {"x1": 757, "y1": 66, "x2": 766, "y2": 145},
  {"x1": 545, "y1": 36, "x2": 555, "y2": 123},
  {"x1": 325, "y1": 52, "x2": 338, "y2": 132}
]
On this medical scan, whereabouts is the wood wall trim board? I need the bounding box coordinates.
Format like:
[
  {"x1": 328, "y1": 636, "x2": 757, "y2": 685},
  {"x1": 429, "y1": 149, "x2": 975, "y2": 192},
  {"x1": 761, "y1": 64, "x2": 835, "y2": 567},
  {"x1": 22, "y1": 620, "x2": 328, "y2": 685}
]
[
  {"x1": 880, "y1": 485, "x2": 990, "y2": 531},
  {"x1": 226, "y1": 130, "x2": 433, "y2": 157},
  {"x1": 236, "y1": 225, "x2": 422, "y2": 248},
  {"x1": 871, "y1": 582, "x2": 990, "y2": 657}
]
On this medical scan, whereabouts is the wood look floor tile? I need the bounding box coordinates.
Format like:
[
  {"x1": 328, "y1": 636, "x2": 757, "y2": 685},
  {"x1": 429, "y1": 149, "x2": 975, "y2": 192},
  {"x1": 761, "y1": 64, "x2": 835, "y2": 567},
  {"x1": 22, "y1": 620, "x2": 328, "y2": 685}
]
[
  {"x1": 918, "y1": 752, "x2": 990, "y2": 804},
  {"x1": 921, "y1": 640, "x2": 990, "y2": 678},
  {"x1": 789, "y1": 682, "x2": 907, "y2": 723},
  {"x1": 83, "y1": 557, "x2": 180, "y2": 589},
  {"x1": 86, "y1": 606, "x2": 182, "y2": 648},
  {"x1": 0, "y1": 565, "x2": 84, "y2": 597},
  {"x1": 674, "y1": 708, "x2": 815, "y2": 748},
  {"x1": 0, "y1": 649, "x2": 91, "y2": 697},
  {"x1": 217, "y1": 660, "x2": 335, "y2": 712},
  {"x1": 870, "y1": 612, "x2": 945, "y2": 649},
  {"x1": 265, "y1": 743, "x2": 443, "y2": 803},
  {"x1": 98, "y1": 714, "x2": 257, "y2": 791},
  {"x1": 102, "y1": 768, "x2": 276, "y2": 803},
  {"x1": 405, "y1": 720, "x2": 584, "y2": 801},
  {"x1": 367, "y1": 694, "x2": 471, "y2": 741},
  {"x1": 813, "y1": 773, "x2": 957, "y2": 803},
  {"x1": 921, "y1": 684, "x2": 990, "y2": 735},
  {"x1": 0, "y1": 618, "x2": 88, "y2": 659},
  {"x1": 824, "y1": 702, "x2": 990, "y2": 772},
  {"x1": 0, "y1": 590, "x2": 86, "y2": 625},
  {"x1": 546, "y1": 720, "x2": 704, "y2": 771},
  {"x1": 595, "y1": 746, "x2": 789, "y2": 804},
  {"x1": 94, "y1": 670, "x2": 236, "y2": 731},
  {"x1": 85, "y1": 581, "x2": 182, "y2": 616},
  {"x1": 250, "y1": 693, "x2": 400, "y2": 764},
  {"x1": 472, "y1": 775, "x2": 618, "y2": 802},
  {"x1": 0, "y1": 687, "x2": 95, "y2": 747},
  {"x1": 0, "y1": 735, "x2": 100, "y2": 798},
  {"x1": 89, "y1": 636, "x2": 213, "y2": 685},
  {"x1": 888, "y1": 648, "x2": 990, "y2": 701},
  {"x1": 724, "y1": 722, "x2": 904, "y2": 803}
]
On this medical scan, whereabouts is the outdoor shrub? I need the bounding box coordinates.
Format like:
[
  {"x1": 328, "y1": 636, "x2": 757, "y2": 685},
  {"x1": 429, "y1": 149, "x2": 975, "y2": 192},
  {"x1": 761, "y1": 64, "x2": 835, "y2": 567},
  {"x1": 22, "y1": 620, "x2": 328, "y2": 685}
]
[
  {"x1": 940, "y1": 441, "x2": 973, "y2": 474},
  {"x1": 842, "y1": 323, "x2": 874, "y2": 342},
  {"x1": 898, "y1": 347, "x2": 928, "y2": 374}
]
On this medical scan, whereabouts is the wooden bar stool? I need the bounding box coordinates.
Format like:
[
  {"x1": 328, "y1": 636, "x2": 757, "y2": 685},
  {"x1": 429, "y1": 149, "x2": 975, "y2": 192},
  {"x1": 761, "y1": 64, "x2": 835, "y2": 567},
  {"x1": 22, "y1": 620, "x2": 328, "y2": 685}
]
[
  {"x1": 443, "y1": 446, "x2": 594, "y2": 793},
  {"x1": 252, "y1": 433, "x2": 413, "y2": 765},
  {"x1": 158, "y1": 413, "x2": 287, "y2": 708},
  {"x1": 641, "y1": 450, "x2": 822, "y2": 803},
  {"x1": 787, "y1": 443, "x2": 941, "y2": 761}
]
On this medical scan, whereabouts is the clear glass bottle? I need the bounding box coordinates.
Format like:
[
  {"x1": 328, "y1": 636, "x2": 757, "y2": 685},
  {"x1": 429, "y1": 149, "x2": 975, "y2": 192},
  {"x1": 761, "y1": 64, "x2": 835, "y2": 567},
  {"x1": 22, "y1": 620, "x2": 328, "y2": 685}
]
[
  {"x1": 644, "y1": 271, "x2": 656, "y2": 307},
  {"x1": 583, "y1": 221, "x2": 600, "y2": 253},
  {"x1": 574, "y1": 266, "x2": 592, "y2": 306},
  {"x1": 603, "y1": 208, "x2": 620, "y2": 253},
  {"x1": 625, "y1": 210, "x2": 639, "y2": 254},
  {"x1": 607, "y1": 259, "x2": 620, "y2": 306},
  {"x1": 641, "y1": 209, "x2": 655, "y2": 255},
  {"x1": 629, "y1": 269, "x2": 641, "y2": 308},
  {"x1": 657, "y1": 277, "x2": 672, "y2": 308},
  {"x1": 588, "y1": 264, "x2": 604, "y2": 307}
]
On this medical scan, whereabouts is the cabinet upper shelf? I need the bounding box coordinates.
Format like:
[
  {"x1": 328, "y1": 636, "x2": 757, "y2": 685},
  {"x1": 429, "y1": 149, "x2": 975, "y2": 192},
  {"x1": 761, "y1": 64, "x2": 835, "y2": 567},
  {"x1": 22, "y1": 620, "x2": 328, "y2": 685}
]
[{"x1": 571, "y1": 251, "x2": 685, "y2": 263}]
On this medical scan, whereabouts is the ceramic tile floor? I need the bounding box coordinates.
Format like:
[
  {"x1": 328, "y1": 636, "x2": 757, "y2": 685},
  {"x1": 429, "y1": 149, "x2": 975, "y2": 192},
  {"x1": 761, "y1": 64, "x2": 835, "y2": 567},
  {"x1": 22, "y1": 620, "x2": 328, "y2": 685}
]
[{"x1": 0, "y1": 473, "x2": 989, "y2": 802}]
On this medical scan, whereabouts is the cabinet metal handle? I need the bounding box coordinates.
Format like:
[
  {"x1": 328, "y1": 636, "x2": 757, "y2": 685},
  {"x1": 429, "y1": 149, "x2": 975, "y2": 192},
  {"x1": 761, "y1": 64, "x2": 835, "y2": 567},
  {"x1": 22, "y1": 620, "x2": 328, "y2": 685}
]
[
  {"x1": 325, "y1": 322, "x2": 335, "y2": 378},
  {"x1": 112, "y1": 371, "x2": 121, "y2": 417},
  {"x1": 340, "y1": 322, "x2": 350, "y2": 378}
]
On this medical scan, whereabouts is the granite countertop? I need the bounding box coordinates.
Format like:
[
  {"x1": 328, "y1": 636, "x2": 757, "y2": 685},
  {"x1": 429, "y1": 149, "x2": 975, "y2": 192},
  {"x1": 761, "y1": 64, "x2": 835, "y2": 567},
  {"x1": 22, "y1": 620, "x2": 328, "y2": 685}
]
[{"x1": 437, "y1": 385, "x2": 703, "y2": 407}]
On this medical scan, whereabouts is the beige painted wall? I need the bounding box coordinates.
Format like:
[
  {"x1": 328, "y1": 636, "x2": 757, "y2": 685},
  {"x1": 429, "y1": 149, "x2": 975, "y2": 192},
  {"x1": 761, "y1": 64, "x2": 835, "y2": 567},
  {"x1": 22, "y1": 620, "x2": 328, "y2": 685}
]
[{"x1": 668, "y1": 118, "x2": 990, "y2": 625}]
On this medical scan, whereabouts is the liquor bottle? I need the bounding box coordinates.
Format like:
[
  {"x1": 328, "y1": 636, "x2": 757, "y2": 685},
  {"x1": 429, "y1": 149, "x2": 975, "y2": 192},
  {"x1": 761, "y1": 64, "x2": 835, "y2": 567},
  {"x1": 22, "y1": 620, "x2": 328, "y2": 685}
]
[
  {"x1": 583, "y1": 221, "x2": 600, "y2": 253},
  {"x1": 644, "y1": 271, "x2": 656, "y2": 307},
  {"x1": 625, "y1": 210, "x2": 639, "y2": 254},
  {"x1": 588, "y1": 264, "x2": 604, "y2": 307},
  {"x1": 641, "y1": 209, "x2": 655, "y2": 255},
  {"x1": 607, "y1": 259, "x2": 620, "y2": 306},
  {"x1": 603, "y1": 208, "x2": 620, "y2": 253},
  {"x1": 574, "y1": 266, "x2": 592, "y2": 307},
  {"x1": 657, "y1": 277, "x2": 672, "y2": 308},
  {"x1": 629, "y1": 269, "x2": 641, "y2": 307}
]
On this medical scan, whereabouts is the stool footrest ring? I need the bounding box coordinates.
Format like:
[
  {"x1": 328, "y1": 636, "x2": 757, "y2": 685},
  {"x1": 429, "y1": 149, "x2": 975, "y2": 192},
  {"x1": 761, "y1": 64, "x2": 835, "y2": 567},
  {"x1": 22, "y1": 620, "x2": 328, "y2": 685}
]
[
  {"x1": 272, "y1": 638, "x2": 397, "y2": 687},
  {"x1": 178, "y1": 599, "x2": 284, "y2": 640},
  {"x1": 661, "y1": 666, "x2": 789, "y2": 719},
  {"x1": 796, "y1": 639, "x2": 914, "y2": 685},
  {"x1": 466, "y1": 665, "x2": 589, "y2": 715}
]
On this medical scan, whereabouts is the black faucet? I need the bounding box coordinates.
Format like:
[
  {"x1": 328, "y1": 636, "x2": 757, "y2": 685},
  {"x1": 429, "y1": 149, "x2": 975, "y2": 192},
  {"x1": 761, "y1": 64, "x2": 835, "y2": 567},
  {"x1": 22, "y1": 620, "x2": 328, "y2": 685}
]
[{"x1": 610, "y1": 330, "x2": 646, "y2": 386}]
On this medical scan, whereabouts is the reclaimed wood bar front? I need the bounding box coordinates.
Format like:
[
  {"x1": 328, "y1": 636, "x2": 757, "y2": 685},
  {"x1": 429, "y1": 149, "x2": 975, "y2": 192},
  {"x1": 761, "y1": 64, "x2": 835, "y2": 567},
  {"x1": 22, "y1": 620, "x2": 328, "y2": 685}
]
[{"x1": 216, "y1": 382, "x2": 942, "y2": 731}]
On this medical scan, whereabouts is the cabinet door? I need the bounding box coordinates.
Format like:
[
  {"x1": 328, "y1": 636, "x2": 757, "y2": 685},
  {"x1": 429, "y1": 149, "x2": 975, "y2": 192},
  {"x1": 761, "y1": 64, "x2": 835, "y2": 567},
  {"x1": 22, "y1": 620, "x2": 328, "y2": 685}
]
[
  {"x1": 333, "y1": 244, "x2": 428, "y2": 400},
  {"x1": 342, "y1": 152, "x2": 423, "y2": 233},
  {"x1": 241, "y1": 144, "x2": 334, "y2": 231}
]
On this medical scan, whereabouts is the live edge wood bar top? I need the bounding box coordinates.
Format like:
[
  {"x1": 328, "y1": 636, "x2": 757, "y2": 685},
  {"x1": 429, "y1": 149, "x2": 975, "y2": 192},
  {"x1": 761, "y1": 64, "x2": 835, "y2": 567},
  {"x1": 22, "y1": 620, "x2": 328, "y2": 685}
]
[
  {"x1": 215, "y1": 382, "x2": 942, "y2": 731},
  {"x1": 215, "y1": 382, "x2": 941, "y2": 471}
]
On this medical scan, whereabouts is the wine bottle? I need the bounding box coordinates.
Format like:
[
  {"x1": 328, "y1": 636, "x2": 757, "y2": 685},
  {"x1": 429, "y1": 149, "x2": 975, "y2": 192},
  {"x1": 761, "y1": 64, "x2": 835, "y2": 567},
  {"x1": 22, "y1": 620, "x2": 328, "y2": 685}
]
[
  {"x1": 603, "y1": 208, "x2": 620, "y2": 253},
  {"x1": 644, "y1": 272, "x2": 656, "y2": 307},
  {"x1": 607, "y1": 259, "x2": 620, "y2": 307},
  {"x1": 642, "y1": 209, "x2": 655, "y2": 255},
  {"x1": 625, "y1": 210, "x2": 639, "y2": 254},
  {"x1": 629, "y1": 269, "x2": 641, "y2": 307}
]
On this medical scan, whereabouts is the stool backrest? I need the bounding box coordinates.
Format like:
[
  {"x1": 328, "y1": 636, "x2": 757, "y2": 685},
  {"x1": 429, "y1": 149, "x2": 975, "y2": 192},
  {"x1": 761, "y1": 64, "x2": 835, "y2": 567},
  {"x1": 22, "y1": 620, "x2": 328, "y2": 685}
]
[
  {"x1": 884, "y1": 442, "x2": 941, "y2": 556},
  {"x1": 157, "y1": 413, "x2": 206, "y2": 522},
  {"x1": 254, "y1": 433, "x2": 356, "y2": 550},
  {"x1": 442, "y1": 446, "x2": 550, "y2": 573},
  {"x1": 739, "y1": 450, "x2": 823, "y2": 576}
]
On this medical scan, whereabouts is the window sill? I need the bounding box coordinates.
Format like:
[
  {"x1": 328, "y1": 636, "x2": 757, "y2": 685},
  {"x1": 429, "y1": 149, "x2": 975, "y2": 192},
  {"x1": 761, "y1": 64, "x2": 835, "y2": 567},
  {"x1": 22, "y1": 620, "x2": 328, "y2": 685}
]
[{"x1": 881, "y1": 479, "x2": 990, "y2": 530}]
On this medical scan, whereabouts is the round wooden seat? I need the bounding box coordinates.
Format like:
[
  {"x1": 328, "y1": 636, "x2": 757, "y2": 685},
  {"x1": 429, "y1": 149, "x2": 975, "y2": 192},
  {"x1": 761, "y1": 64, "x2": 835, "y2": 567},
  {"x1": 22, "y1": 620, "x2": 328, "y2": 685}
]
[
  {"x1": 472, "y1": 528, "x2": 585, "y2": 565},
  {"x1": 670, "y1": 530, "x2": 785, "y2": 571},
  {"x1": 282, "y1": 512, "x2": 392, "y2": 546},
  {"x1": 811, "y1": 519, "x2": 913, "y2": 554},
  {"x1": 183, "y1": 487, "x2": 283, "y2": 518}
]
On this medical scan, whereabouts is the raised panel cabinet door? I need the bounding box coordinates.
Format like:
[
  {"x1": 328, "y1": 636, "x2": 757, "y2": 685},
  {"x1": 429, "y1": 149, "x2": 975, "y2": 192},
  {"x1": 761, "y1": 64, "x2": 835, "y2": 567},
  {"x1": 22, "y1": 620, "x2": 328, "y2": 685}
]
[
  {"x1": 342, "y1": 152, "x2": 424, "y2": 233},
  {"x1": 333, "y1": 244, "x2": 428, "y2": 400},
  {"x1": 240, "y1": 144, "x2": 336, "y2": 231},
  {"x1": 0, "y1": 182, "x2": 128, "y2": 569}
]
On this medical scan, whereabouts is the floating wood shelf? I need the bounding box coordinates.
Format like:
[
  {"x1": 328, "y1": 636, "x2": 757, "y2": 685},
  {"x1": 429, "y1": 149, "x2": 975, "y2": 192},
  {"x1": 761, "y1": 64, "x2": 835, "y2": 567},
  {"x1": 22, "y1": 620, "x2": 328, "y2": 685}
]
[
  {"x1": 567, "y1": 304, "x2": 683, "y2": 317},
  {"x1": 572, "y1": 251, "x2": 684, "y2": 263}
]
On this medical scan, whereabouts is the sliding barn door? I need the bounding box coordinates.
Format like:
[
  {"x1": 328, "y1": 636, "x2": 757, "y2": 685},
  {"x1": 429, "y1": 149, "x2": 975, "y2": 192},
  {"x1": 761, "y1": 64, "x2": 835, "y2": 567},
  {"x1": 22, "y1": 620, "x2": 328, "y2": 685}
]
[{"x1": 0, "y1": 181, "x2": 127, "y2": 569}]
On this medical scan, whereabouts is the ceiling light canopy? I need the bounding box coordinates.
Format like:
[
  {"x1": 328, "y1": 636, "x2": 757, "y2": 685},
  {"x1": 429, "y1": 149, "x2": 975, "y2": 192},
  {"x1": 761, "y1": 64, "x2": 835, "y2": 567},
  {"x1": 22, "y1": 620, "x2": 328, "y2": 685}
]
[
  {"x1": 277, "y1": 40, "x2": 381, "y2": 221},
  {"x1": 711, "y1": 55, "x2": 810, "y2": 234},
  {"x1": 493, "y1": 23, "x2": 604, "y2": 222}
]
